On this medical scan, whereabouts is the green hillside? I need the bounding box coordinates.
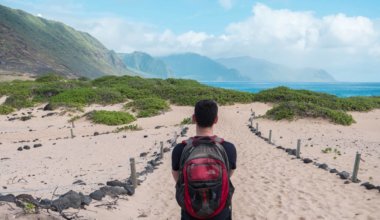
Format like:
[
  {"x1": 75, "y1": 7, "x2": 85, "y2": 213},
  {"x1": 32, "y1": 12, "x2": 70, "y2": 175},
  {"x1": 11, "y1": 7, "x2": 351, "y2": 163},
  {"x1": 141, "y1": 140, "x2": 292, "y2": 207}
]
[
  {"x1": 160, "y1": 53, "x2": 248, "y2": 81},
  {"x1": 0, "y1": 4, "x2": 133, "y2": 78},
  {"x1": 118, "y1": 51, "x2": 170, "y2": 78}
]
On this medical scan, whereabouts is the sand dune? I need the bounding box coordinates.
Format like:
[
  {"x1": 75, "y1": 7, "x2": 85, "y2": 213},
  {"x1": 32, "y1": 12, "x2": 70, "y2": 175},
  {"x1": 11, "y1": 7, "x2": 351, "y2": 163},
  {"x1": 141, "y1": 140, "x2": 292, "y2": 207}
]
[{"x1": 0, "y1": 103, "x2": 379, "y2": 219}]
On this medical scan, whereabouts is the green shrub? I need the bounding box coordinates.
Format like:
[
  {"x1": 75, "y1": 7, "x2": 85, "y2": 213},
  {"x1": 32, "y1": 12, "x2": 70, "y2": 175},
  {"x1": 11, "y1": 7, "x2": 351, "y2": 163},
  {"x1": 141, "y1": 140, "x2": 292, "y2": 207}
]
[
  {"x1": 266, "y1": 101, "x2": 355, "y2": 125},
  {"x1": 180, "y1": 117, "x2": 193, "y2": 125},
  {"x1": 125, "y1": 97, "x2": 169, "y2": 117},
  {"x1": 35, "y1": 73, "x2": 65, "y2": 82},
  {"x1": 88, "y1": 110, "x2": 136, "y2": 125},
  {"x1": 4, "y1": 94, "x2": 34, "y2": 109},
  {"x1": 0, "y1": 105, "x2": 14, "y2": 115},
  {"x1": 113, "y1": 124, "x2": 141, "y2": 132},
  {"x1": 50, "y1": 87, "x2": 124, "y2": 107},
  {"x1": 68, "y1": 115, "x2": 81, "y2": 122}
]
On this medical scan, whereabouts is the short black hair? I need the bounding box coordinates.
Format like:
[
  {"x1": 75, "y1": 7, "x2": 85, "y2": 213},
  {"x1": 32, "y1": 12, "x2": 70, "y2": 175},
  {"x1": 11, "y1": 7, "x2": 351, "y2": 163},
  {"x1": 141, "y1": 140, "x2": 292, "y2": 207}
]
[{"x1": 194, "y1": 100, "x2": 218, "y2": 128}]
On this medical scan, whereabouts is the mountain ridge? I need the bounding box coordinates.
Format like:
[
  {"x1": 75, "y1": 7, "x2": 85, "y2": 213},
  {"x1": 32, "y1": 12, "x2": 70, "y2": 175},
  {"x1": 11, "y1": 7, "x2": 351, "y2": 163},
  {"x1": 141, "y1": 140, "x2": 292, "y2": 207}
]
[
  {"x1": 217, "y1": 56, "x2": 336, "y2": 82},
  {"x1": 0, "y1": 4, "x2": 134, "y2": 78},
  {"x1": 159, "y1": 52, "x2": 248, "y2": 81}
]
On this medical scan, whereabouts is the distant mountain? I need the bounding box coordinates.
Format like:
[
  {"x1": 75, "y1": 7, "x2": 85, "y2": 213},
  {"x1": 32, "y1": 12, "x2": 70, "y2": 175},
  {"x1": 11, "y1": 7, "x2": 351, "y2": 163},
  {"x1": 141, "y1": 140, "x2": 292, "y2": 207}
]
[
  {"x1": 217, "y1": 56, "x2": 336, "y2": 82},
  {"x1": 0, "y1": 4, "x2": 134, "y2": 78},
  {"x1": 118, "y1": 51, "x2": 170, "y2": 78},
  {"x1": 160, "y1": 53, "x2": 248, "y2": 81}
]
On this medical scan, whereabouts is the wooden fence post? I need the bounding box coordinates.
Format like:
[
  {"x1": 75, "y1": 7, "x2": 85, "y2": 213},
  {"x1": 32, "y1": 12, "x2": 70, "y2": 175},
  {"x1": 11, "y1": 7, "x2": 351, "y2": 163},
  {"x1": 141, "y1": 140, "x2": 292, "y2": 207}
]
[
  {"x1": 160, "y1": 141, "x2": 164, "y2": 159},
  {"x1": 250, "y1": 117, "x2": 253, "y2": 127},
  {"x1": 268, "y1": 130, "x2": 272, "y2": 144},
  {"x1": 351, "y1": 152, "x2": 361, "y2": 182},
  {"x1": 256, "y1": 123, "x2": 259, "y2": 132},
  {"x1": 70, "y1": 129, "x2": 74, "y2": 139},
  {"x1": 296, "y1": 139, "x2": 301, "y2": 158},
  {"x1": 130, "y1": 158, "x2": 137, "y2": 189},
  {"x1": 71, "y1": 121, "x2": 75, "y2": 128}
]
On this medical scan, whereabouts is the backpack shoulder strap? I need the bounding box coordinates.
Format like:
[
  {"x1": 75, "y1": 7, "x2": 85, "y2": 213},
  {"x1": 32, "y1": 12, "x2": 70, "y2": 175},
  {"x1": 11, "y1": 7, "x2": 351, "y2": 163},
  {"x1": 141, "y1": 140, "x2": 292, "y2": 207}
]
[
  {"x1": 212, "y1": 137, "x2": 230, "y2": 172},
  {"x1": 179, "y1": 138, "x2": 195, "y2": 169}
]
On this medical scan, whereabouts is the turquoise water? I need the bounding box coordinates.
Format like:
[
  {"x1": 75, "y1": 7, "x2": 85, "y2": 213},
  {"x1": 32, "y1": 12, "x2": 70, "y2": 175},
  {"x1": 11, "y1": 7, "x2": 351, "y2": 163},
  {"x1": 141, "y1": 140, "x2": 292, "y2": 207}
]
[{"x1": 203, "y1": 82, "x2": 380, "y2": 97}]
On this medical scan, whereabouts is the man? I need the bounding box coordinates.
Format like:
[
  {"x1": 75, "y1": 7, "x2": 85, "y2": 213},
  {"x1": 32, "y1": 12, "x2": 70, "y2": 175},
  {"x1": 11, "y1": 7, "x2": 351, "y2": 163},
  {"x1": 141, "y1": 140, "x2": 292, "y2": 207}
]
[{"x1": 172, "y1": 100, "x2": 237, "y2": 220}]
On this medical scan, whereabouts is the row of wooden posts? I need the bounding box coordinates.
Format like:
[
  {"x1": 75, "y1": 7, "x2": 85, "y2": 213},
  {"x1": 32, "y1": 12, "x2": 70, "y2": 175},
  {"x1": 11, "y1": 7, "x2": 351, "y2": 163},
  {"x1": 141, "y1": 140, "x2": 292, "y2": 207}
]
[
  {"x1": 70, "y1": 120, "x2": 172, "y2": 190},
  {"x1": 249, "y1": 111, "x2": 361, "y2": 183},
  {"x1": 129, "y1": 140, "x2": 165, "y2": 189}
]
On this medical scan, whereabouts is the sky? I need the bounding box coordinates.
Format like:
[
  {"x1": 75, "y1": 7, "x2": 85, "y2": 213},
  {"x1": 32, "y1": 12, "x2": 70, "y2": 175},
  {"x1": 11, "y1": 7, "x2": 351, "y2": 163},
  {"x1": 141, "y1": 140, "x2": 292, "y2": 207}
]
[{"x1": 1, "y1": 0, "x2": 380, "y2": 81}]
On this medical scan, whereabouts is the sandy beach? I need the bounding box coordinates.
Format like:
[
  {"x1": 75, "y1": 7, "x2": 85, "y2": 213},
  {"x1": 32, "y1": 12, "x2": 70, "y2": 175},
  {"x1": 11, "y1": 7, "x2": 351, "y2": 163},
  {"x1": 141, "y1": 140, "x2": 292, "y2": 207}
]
[{"x1": 0, "y1": 102, "x2": 379, "y2": 219}]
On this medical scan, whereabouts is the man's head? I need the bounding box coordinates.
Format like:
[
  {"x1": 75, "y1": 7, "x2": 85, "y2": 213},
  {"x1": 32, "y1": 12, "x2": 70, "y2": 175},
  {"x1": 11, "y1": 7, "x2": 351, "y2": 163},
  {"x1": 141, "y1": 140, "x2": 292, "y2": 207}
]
[{"x1": 193, "y1": 100, "x2": 218, "y2": 128}]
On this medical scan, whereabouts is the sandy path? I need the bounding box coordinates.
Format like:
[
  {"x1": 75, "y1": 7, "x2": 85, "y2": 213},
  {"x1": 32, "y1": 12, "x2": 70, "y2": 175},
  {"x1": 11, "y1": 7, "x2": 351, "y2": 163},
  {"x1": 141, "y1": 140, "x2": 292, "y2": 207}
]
[
  {"x1": 80, "y1": 103, "x2": 380, "y2": 219},
  {"x1": 1, "y1": 103, "x2": 379, "y2": 219}
]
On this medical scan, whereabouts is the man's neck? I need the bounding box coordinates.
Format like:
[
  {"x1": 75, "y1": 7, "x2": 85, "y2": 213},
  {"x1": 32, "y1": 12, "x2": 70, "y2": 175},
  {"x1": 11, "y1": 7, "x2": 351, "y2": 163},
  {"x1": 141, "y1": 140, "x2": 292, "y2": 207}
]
[{"x1": 196, "y1": 126, "x2": 214, "y2": 137}]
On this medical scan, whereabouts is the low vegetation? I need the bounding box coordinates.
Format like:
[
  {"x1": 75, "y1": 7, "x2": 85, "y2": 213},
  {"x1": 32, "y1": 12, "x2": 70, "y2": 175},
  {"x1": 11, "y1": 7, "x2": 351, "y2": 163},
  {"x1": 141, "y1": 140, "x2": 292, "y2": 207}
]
[
  {"x1": 0, "y1": 105, "x2": 14, "y2": 115},
  {"x1": 87, "y1": 110, "x2": 136, "y2": 125},
  {"x1": 256, "y1": 87, "x2": 380, "y2": 125},
  {"x1": 125, "y1": 97, "x2": 169, "y2": 117},
  {"x1": 113, "y1": 124, "x2": 141, "y2": 133},
  {"x1": 180, "y1": 117, "x2": 193, "y2": 125},
  {"x1": 1, "y1": 74, "x2": 379, "y2": 126}
]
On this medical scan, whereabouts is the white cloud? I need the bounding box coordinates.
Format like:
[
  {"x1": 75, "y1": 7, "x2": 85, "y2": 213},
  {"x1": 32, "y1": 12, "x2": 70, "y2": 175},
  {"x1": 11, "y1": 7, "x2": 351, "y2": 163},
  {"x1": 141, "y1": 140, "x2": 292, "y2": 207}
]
[
  {"x1": 65, "y1": 3, "x2": 380, "y2": 80},
  {"x1": 218, "y1": 0, "x2": 234, "y2": 10}
]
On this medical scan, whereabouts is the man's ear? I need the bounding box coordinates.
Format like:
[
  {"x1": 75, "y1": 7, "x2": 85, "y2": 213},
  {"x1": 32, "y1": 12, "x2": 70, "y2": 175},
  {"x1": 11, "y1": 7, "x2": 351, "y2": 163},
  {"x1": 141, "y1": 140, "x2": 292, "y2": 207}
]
[
  {"x1": 192, "y1": 114, "x2": 196, "y2": 124},
  {"x1": 214, "y1": 116, "x2": 218, "y2": 124}
]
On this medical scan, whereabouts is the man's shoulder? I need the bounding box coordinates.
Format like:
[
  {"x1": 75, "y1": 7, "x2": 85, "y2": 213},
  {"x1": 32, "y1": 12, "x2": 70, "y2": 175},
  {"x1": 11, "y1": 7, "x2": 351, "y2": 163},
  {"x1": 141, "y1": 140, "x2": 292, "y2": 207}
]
[{"x1": 221, "y1": 140, "x2": 236, "y2": 149}]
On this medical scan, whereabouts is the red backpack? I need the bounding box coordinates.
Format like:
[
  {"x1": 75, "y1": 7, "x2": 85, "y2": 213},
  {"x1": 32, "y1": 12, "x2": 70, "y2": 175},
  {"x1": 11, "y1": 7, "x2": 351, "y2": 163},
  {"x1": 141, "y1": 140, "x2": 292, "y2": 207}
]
[{"x1": 175, "y1": 136, "x2": 234, "y2": 219}]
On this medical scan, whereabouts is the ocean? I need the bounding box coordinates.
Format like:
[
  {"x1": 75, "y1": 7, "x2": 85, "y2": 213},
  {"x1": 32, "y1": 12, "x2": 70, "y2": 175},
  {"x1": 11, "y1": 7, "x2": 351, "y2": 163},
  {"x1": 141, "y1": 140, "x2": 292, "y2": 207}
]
[{"x1": 203, "y1": 82, "x2": 380, "y2": 97}]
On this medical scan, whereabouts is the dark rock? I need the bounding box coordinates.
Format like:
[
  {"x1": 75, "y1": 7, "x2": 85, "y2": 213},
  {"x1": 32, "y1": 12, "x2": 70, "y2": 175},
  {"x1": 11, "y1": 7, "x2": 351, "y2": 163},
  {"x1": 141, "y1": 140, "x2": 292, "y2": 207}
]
[
  {"x1": 17, "y1": 147, "x2": 23, "y2": 151},
  {"x1": 79, "y1": 193, "x2": 92, "y2": 206},
  {"x1": 72, "y1": 180, "x2": 86, "y2": 185},
  {"x1": 15, "y1": 194, "x2": 39, "y2": 211},
  {"x1": 94, "y1": 132, "x2": 100, "y2": 136},
  {"x1": 20, "y1": 116, "x2": 32, "y2": 121},
  {"x1": 33, "y1": 144, "x2": 42, "y2": 148},
  {"x1": 23, "y1": 145, "x2": 30, "y2": 150},
  {"x1": 329, "y1": 168, "x2": 338, "y2": 174},
  {"x1": 2, "y1": 186, "x2": 7, "y2": 189},
  {"x1": 52, "y1": 197, "x2": 71, "y2": 211},
  {"x1": 123, "y1": 135, "x2": 127, "y2": 138},
  {"x1": 39, "y1": 199, "x2": 52, "y2": 208},
  {"x1": 155, "y1": 125, "x2": 164, "y2": 129},
  {"x1": 124, "y1": 184, "x2": 135, "y2": 196},
  {"x1": 43, "y1": 103, "x2": 53, "y2": 111},
  {"x1": 100, "y1": 186, "x2": 128, "y2": 197},
  {"x1": 256, "y1": 132, "x2": 262, "y2": 136},
  {"x1": 344, "y1": 180, "x2": 350, "y2": 184},
  {"x1": 0, "y1": 194, "x2": 16, "y2": 203},
  {"x1": 276, "y1": 146, "x2": 284, "y2": 150},
  {"x1": 285, "y1": 148, "x2": 297, "y2": 156},
  {"x1": 163, "y1": 147, "x2": 170, "y2": 153},
  {"x1": 89, "y1": 190, "x2": 105, "y2": 201},
  {"x1": 143, "y1": 135, "x2": 148, "y2": 138},
  {"x1": 318, "y1": 163, "x2": 328, "y2": 170},
  {"x1": 106, "y1": 180, "x2": 125, "y2": 187},
  {"x1": 52, "y1": 190, "x2": 82, "y2": 210},
  {"x1": 361, "y1": 182, "x2": 376, "y2": 190},
  {"x1": 140, "y1": 152, "x2": 148, "y2": 157},
  {"x1": 42, "y1": 112, "x2": 57, "y2": 117},
  {"x1": 303, "y1": 158, "x2": 313, "y2": 164},
  {"x1": 337, "y1": 171, "x2": 350, "y2": 179}
]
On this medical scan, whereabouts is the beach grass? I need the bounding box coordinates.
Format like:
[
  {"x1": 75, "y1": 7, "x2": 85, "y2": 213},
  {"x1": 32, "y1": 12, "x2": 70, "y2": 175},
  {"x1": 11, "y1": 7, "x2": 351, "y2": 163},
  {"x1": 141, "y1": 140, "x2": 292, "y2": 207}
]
[
  {"x1": 125, "y1": 97, "x2": 169, "y2": 118},
  {"x1": 1, "y1": 74, "x2": 379, "y2": 125},
  {"x1": 87, "y1": 110, "x2": 136, "y2": 125}
]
